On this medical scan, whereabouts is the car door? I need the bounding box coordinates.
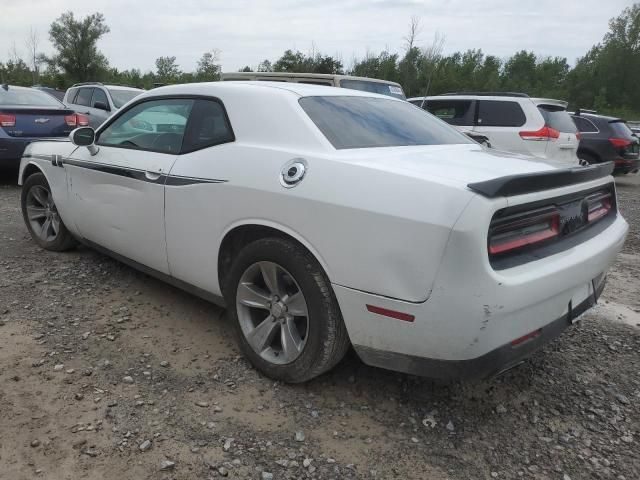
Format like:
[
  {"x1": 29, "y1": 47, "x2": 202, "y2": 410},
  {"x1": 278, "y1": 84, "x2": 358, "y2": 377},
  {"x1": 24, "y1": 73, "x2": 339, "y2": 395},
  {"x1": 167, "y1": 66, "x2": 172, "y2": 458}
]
[
  {"x1": 164, "y1": 98, "x2": 236, "y2": 294},
  {"x1": 89, "y1": 88, "x2": 112, "y2": 127},
  {"x1": 64, "y1": 97, "x2": 194, "y2": 274},
  {"x1": 473, "y1": 100, "x2": 528, "y2": 154}
]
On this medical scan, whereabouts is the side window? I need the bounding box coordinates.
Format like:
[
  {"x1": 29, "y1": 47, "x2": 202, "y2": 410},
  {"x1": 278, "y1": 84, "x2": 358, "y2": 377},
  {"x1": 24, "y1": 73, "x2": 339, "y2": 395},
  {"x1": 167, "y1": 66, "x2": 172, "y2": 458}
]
[
  {"x1": 572, "y1": 116, "x2": 598, "y2": 133},
  {"x1": 75, "y1": 88, "x2": 94, "y2": 107},
  {"x1": 182, "y1": 99, "x2": 235, "y2": 153},
  {"x1": 66, "y1": 88, "x2": 79, "y2": 104},
  {"x1": 477, "y1": 100, "x2": 526, "y2": 127},
  {"x1": 424, "y1": 100, "x2": 474, "y2": 126},
  {"x1": 97, "y1": 99, "x2": 194, "y2": 154},
  {"x1": 92, "y1": 88, "x2": 109, "y2": 108},
  {"x1": 297, "y1": 80, "x2": 333, "y2": 86}
]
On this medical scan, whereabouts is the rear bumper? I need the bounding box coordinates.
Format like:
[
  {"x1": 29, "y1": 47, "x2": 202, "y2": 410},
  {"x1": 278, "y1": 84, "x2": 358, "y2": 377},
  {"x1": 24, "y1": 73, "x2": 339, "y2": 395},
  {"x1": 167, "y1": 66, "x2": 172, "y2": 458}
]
[
  {"x1": 0, "y1": 137, "x2": 66, "y2": 164},
  {"x1": 613, "y1": 158, "x2": 640, "y2": 174},
  {"x1": 353, "y1": 277, "x2": 604, "y2": 379}
]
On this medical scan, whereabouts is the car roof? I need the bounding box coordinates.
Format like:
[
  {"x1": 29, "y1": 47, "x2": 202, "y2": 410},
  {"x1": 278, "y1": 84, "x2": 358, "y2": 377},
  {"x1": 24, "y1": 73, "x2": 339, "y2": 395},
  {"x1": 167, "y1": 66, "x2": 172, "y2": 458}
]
[
  {"x1": 142, "y1": 81, "x2": 405, "y2": 101},
  {"x1": 104, "y1": 85, "x2": 144, "y2": 91},
  {"x1": 573, "y1": 112, "x2": 621, "y2": 123},
  {"x1": 220, "y1": 71, "x2": 403, "y2": 87}
]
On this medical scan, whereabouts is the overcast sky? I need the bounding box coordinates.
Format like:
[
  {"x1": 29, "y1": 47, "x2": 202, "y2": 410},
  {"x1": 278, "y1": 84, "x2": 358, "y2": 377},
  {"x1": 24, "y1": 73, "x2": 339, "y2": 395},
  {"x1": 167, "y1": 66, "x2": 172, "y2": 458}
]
[{"x1": 1, "y1": 0, "x2": 634, "y2": 73}]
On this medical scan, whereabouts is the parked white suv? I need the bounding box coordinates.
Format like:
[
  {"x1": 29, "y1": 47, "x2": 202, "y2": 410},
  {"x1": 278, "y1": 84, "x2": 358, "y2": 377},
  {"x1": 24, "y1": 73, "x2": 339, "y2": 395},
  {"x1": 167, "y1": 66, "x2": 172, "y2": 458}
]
[
  {"x1": 63, "y1": 83, "x2": 144, "y2": 129},
  {"x1": 409, "y1": 93, "x2": 580, "y2": 165}
]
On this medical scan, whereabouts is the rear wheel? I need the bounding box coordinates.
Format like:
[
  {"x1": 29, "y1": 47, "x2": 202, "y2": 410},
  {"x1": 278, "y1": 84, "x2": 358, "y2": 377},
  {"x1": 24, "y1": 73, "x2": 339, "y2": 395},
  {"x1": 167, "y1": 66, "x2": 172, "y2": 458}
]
[
  {"x1": 225, "y1": 237, "x2": 350, "y2": 383},
  {"x1": 578, "y1": 152, "x2": 599, "y2": 166},
  {"x1": 21, "y1": 173, "x2": 77, "y2": 251}
]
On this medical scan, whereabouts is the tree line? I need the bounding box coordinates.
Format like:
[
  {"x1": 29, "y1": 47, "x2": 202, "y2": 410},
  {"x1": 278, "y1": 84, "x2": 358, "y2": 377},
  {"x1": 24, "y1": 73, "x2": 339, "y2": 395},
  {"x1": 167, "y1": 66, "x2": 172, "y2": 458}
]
[{"x1": 1, "y1": 5, "x2": 638, "y2": 119}]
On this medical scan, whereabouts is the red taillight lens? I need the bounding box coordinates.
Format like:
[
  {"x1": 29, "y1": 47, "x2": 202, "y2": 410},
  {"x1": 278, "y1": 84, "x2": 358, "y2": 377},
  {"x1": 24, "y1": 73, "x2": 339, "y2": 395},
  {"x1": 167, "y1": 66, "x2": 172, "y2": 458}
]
[
  {"x1": 609, "y1": 137, "x2": 631, "y2": 148},
  {"x1": 489, "y1": 210, "x2": 560, "y2": 255},
  {"x1": 587, "y1": 193, "x2": 613, "y2": 222},
  {"x1": 519, "y1": 125, "x2": 561, "y2": 141},
  {"x1": 76, "y1": 113, "x2": 89, "y2": 126},
  {"x1": 0, "y1": 113, "x2": 16, "y2": 127},
  {"x1": 65, "y1": 114, "x2": 78, "y2": 127},
  {"x1": 575, "y1": 132, "x2": 581, "y2": 141}
]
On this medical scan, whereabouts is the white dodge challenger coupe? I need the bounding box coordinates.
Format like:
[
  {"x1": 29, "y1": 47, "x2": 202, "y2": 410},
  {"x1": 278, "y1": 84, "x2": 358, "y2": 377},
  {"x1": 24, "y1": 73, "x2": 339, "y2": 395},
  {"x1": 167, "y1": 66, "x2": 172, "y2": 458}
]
[{"x1": 18, "y1": 82, "x2": 628, "y2": 383}]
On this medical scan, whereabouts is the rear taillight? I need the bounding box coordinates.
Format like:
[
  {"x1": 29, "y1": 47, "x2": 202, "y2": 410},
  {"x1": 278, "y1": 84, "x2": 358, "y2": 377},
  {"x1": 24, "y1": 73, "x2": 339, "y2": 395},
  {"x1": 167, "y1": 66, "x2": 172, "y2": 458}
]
[
  {"x1": 575, "y1": 132, "x2": 581, "y2": 141},
  {"x1": 519, "y1": 125, "x2": 560, "y2": 141},
  {"x1": 586, "y1": 192, "x2": 613, "y2": 222},
  {"x1": 0, "y1": 113, "x2": 16, "y2": 127},
  {"x1": 609, "y1": 137, "x2": 631, "y2": 148},
  {"x1": 65, "y1": 114, "x2": 78, "y2": 127},
  {"x1": 489, "y1": 209, "x2": 560, "y2": 255},
  {"x1": 64, "y1": 113, "x2": 90, "y2": 127},
  {"x1": 76, "y1": 113, "x2": 89, "y2": 126}
]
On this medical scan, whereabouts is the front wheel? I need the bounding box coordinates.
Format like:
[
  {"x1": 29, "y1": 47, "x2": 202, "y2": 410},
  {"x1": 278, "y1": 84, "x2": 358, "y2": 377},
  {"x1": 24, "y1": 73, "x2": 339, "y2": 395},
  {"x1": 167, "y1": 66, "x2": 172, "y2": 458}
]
[
  {"x1": 225, "y1": 237, "x2": 350, "y2": 383},
  {"x1": 21, "y1": 172, "x2": 77, "y2": 251}
]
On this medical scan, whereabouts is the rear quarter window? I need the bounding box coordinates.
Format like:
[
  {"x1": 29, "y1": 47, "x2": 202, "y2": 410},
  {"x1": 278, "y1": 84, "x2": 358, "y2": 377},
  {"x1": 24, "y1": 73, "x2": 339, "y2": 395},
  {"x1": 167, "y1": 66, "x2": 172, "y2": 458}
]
[
  {"x1": 477, "y1": 100, "x2": 526, "y2": 127},
  {"x1": 299, "y1": 96, "x2": 471, "y2": 149},
  {"x1": 572, "y1": 116, "x2": 598, "y2": 133}
]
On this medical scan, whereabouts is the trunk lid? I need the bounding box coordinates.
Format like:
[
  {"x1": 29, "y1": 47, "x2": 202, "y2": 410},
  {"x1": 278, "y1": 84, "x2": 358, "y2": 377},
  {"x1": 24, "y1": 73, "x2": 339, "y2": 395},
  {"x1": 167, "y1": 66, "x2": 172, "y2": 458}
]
[
  {"x1": 0, "y1": 107, "x2": 75, "y2": 138},
  {"x1": 335, "y1": 144, "x2": 559, "y2": 186}
]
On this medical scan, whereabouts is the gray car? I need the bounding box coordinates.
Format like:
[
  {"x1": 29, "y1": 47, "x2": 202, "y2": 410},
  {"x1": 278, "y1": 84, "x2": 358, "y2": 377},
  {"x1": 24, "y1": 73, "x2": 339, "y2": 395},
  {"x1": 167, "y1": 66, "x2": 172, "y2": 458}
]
[{"x1": 63, "y1": 83, "x2": 144, "y2": 129}]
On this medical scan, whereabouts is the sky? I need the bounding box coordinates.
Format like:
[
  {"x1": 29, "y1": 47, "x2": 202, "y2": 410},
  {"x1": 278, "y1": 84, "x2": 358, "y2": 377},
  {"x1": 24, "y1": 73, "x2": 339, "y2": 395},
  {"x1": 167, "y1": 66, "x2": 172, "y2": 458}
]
[{"x1": 0, "y1": 0, "x2": 635, "y2": 73}]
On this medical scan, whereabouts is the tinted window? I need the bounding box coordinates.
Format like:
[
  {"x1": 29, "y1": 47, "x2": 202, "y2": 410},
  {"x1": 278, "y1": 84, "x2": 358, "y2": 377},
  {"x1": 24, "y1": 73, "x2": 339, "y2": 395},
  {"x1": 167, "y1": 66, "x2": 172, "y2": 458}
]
[
  {"x1": 298, "y1": 80, "x2": 333, "y2": 86},
  {"x1": 66, "y1": 88, "x2": 79, "y2": 104},
  {"x1": 339, "y1": 80, "x2": 406, "y2": 100},
  {"x1": 572, "y1": 116, "x2": 598, "y2": 133},
  {"x1": 424, "y1": 100, "x2": 474, "y2": 126},
  {"x1": 92, "y1": 88, "x2": 109, "y2": 108},
  {"x1": 609, "y1": 121, "x2": 635, "y2": 139},
  {"x1": 477, "y1": 100, "x2": 526, "y2": 127},
  {"x1": 75, "y1": 88, "x2": 94, "y2": 107},
  {"x1": 0, "y1": 87, "x2": 64, "y2": 107},
  {"x1": 182, "y1": 99, "x2": 234, "y2": 152},
  {"x1": 98, "y1": 99, "x2": 193, "y2": 154},
  {"x1": 538, "y1": 107, "x2": 577, "y2": 133},
  {"x1": 108, "y1": 89, "x2": 142, "y2": 108},
  {"x1": 299, "y1": 96, "x2": 472, "y2": 149}
]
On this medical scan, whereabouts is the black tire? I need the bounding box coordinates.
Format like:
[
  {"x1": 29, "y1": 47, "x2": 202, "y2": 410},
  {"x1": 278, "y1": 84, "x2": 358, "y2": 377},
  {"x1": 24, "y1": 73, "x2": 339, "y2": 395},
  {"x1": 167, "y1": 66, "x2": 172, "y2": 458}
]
[
  {"x1": 225, "y1": 237, "x2": 350, "y2": 383},
  {"x1": 21, "y1": 172, "x2": 77, "y2": 251},
  {"x1": 578, "y1": 152, "x2": 599, "y2": 165}
]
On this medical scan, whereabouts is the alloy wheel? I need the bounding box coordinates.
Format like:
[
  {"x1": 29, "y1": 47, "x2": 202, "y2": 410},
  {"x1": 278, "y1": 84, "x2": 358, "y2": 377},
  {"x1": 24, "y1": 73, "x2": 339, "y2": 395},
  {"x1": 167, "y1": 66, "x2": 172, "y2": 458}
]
[
  {"x1": 236, "y1": 261, "x2": 309, "y2": 365},
  {"x1": 25, "y1": 184, "x2": 60, "y2": 243}
]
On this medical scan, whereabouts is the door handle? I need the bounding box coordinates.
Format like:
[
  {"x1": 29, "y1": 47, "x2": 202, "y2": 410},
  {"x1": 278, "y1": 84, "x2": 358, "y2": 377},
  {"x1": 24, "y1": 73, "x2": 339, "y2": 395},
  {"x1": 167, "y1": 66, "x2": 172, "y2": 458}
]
[
  {"x1": 84, "y1": 111, "x2": 91, "y2": 115},
  {"x1": 145, "y1": 171, "x2": 162, "y2": 181}
]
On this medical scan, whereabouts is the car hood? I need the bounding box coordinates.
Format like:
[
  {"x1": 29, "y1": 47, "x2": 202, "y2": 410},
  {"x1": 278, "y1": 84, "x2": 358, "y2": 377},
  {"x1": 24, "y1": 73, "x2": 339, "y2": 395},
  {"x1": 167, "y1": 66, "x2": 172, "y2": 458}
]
[{"x1": 335, "y1": 144, "x2": 560, "y2": 186}]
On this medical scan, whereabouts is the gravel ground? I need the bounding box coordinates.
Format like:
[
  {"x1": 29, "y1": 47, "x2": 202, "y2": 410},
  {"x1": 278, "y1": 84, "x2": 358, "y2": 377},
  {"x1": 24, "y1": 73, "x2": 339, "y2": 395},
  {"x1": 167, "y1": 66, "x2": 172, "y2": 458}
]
[{"x1": 0, "y1": 171, "x2": 638, "y2": 480}]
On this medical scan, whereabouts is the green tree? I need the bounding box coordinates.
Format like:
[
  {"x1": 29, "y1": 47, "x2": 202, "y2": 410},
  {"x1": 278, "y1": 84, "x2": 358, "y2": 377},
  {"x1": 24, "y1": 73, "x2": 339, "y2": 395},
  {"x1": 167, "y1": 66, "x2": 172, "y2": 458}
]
[
  {"x1": 48, "y1": 12, "x2": 110, "y2": 83},
  {"x1": 155, "y1": 56, "x2": 181, "y2": 83},
  {"x1": 196, "y1": 50, "x2": 221, "y2": 81}
]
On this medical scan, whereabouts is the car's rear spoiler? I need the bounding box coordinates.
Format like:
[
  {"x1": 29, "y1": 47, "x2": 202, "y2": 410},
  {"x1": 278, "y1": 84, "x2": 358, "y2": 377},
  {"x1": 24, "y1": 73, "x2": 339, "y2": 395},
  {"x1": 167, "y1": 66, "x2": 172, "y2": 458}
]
[{"x1": 467, "y1": 162, "x2": 614, "y2": 198}]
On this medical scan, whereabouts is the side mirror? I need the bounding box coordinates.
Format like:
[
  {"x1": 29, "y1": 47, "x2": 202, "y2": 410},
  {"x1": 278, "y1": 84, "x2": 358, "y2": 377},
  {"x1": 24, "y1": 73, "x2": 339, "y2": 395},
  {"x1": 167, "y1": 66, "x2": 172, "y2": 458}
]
[
  {"x1": 94, "y1": 101, "x2": 110, "y2": 112},
  {"x1": 70, "y1": 127, "x2": 99, "y2": 156}
]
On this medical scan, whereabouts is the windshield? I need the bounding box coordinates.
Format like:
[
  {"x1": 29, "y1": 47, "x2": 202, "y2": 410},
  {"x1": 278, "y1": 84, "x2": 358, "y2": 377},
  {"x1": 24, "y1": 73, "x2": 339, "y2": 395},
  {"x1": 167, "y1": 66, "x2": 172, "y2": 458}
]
[
  {"x1": 538, "y1": 106, "x2": 577, "y2": 133},
  {"x1": 339, "y1": 79, "x2": 406, "y2": 100},
  {"x1": 108, "y1": 89, "x2": 143, "y2": 108},
  {"x1": 0, "y1": 87, "x2": 65, "y2": 107},
  {"x1": 299, "y1": 96, "x2": 472, "y2": 149}
]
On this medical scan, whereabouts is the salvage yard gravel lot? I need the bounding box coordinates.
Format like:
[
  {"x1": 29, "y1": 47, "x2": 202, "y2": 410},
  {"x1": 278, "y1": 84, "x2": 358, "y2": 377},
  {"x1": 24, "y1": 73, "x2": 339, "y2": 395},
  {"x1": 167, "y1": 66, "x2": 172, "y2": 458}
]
[{"x1": 0, "y1": 172, "x2": 638, "y2": 480}]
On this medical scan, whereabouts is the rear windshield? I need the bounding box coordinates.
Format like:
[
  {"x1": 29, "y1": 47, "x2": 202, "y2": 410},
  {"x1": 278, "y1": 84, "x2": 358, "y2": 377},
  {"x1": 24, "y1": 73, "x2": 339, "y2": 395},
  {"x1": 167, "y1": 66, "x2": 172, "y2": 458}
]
[
  {"x1": 108, "y1": 89, "x2": 143, "y2": 108},
  {"x1": 339, "y1": 80, "x2": 406, "y2": 100},
  {"x1": 0, "y1": 87, "x2": 64, "y2": 107},
  {"x1": 299, "y1": 96, "x2": 472, "y2": 149},
  {"x1": 538, "y1": 106, "x2": 577, "y2": 133},
  {"x1": 609, "y1": 120, "x2": 635, "y2": 139}
]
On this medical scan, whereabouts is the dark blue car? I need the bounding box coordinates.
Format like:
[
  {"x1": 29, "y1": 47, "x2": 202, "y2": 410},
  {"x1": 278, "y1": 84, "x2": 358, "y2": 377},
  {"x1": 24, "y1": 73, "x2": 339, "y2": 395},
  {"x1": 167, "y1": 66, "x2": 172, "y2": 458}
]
[{"x1": 0, "y1": 85, "x2": 88, "y2": 169}]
